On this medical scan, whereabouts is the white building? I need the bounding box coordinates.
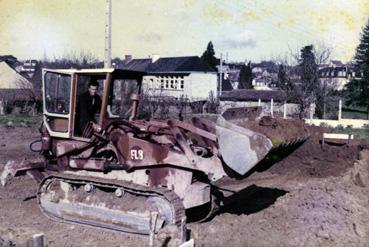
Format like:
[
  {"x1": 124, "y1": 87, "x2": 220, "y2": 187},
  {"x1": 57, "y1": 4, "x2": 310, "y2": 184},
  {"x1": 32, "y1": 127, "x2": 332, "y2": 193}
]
[
  {"x1": 318, "y1": 66, "x2": 357, "y2": 91},
  {"x1": 122, "y1": 56, "x2": 217, "y2": 102}
]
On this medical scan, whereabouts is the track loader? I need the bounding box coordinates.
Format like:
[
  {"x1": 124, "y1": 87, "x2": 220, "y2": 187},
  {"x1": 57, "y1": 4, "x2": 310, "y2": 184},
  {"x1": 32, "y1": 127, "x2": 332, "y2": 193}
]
[{"x1": 1, "y1": 68, "x2": 306, "y2": 234}]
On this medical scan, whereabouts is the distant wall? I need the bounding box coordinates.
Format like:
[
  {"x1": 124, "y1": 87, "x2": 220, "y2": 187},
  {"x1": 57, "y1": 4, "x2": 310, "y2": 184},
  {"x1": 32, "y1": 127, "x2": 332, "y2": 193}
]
[
  {"x1": 219, "y1": 100, "x2": 300, "y2": 117},
  {"x1": 142, "y1": 72, "x2": 217, "y2": 102},
  {"x1": 305, "y1": 119, "x2": 369, "y2": 128}
]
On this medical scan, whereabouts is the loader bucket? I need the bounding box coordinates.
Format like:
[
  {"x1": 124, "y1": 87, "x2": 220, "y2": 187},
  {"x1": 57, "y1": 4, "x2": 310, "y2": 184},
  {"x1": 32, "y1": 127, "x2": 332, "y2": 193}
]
[
  {"x1": 216, "y1": 107, "x2": 309, "y2": 176},
  {"x1": 216, "y1": 115, "x2": 273, "y2": 176}
]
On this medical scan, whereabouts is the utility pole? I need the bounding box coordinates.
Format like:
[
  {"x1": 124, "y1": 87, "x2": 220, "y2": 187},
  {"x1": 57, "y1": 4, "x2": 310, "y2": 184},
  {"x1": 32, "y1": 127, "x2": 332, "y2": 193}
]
[
  {"x1": 104, "y1": 0, "x2": 112, "y2": 68},
  {"x1": 219, "y1": 53, "x2": 223, "y2": 97}
]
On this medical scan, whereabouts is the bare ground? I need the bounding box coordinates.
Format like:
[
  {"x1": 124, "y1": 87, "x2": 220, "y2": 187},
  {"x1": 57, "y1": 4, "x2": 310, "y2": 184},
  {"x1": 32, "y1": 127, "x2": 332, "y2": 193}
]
[{"x1": 0, "y1": 125, "x2": 369, "y2": 247}]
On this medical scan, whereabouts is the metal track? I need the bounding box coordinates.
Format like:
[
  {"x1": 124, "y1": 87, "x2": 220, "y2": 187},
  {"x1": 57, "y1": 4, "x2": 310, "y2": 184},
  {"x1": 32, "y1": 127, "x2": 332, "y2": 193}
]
[{"x1": 37, "y1": 173, "x2": 185, "y2": 235}]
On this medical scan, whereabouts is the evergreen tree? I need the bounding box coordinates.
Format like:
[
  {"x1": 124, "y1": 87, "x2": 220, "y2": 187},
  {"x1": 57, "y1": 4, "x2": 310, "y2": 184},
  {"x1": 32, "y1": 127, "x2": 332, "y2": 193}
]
[
  {"x1": 201, "y1": 41, "x2": 217, "y2": 70},
  {"x1": 277, "y1": 64, "x2": 293, "y2": 91},
  {"x1": 238, "y1": 61, "x2": 253, "y2": 89},
  {"x1": 299, "y1": 45, "x2": 318, "y2": 91},
  {"x1": 294, "y1": 45, "x2": 319, "y2": 118},
  {"x1": 344, "y1": 18, "x2": 369, "y2": 118}
]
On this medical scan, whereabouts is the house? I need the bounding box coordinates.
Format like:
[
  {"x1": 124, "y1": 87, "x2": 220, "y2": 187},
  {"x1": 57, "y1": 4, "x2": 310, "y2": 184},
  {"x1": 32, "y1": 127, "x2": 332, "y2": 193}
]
[
  {"x1": 0, "y1": 61, "x2": 34, "y2": 113},
  {"x1": 121, "y1": 55, "x2": 217, "y2": 102},
  {"x1": 318, "y1": 62, "x2": 357, "y2": 91},
  {"x1": 16, "y1": 59, "x2": 38, "y2": 79},
  {"x1": 0, "y1": 61, "x2": 34, "y2": 99},
  {"x1": 252, "y1": 77, "x2": 274, "y2": 90},
  {"x1": 218, "y1": 61, "x2": 279, "y2": 90},
  {"x1": 251, "y1": 61, "x2": 278, "y2": 90},
  {"x1": 215, "y1": 63, "x2": 238, "y2": 91},
  {"x1": 216, "y1": 62, "x2": 244, "y2": 90}
]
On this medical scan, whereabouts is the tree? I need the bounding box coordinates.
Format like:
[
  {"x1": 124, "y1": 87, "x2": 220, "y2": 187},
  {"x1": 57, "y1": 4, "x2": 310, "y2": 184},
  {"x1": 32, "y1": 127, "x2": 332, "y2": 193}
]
[
  {"x1": 30, "y1": 61, "x2": 42, "y2": 94},
  {"x1": 238, "y1": 61, "x2": 253, "y2": 89},
  {"x1": 277, "y1": 64, "x2": 293, "y2": 92},
  {"x1": 44, "y1": 51, "x2": 100, "y2": 69},
  {"x1": 293, "y1": 45, "x2": 319, "y2": 118},
  {"x1": 201, "y1": 41, "x2": 217, "y2": 70},
  {"x1": 276, "y1": 45, "x2": 334, "y2": 119},
  {"x1": 344, "y1": 18, "x2": 369, "y2": 119}
]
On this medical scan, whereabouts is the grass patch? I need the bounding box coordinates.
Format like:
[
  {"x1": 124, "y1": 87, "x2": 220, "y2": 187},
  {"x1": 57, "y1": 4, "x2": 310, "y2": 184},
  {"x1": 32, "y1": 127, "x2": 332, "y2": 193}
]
[
  {"x1": 0, "y1": 114, "x2": 42, "y2": 127},
  {"x1": 342, "y1": 106, "x2": 368, "y2": 120}
]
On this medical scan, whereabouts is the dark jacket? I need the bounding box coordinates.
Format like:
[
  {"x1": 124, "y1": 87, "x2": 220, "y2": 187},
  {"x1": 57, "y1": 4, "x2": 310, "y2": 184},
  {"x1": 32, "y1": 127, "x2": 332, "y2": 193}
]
[{"x1": 76, "y1": 91, "x2": 102, "y2": 135}]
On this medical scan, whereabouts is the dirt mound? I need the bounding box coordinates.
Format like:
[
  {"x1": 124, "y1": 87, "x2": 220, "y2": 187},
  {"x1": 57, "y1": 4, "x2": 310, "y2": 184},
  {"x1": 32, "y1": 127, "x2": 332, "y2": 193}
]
[
  {"x1": 267, "y1": 131, "x2": 361, "y2": 178},
  {"x1": 190, "y1": 150, "x2": 369, "y2": 247},
  {"x1": 231, "y1": 116, "x2": 311, "y2": 145}
]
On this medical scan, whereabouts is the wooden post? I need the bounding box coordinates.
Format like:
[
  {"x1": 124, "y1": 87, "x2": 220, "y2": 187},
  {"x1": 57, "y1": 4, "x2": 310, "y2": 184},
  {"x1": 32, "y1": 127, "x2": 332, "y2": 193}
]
[
  {"x1": 0, "y1": 100, "x2": 4, "y2": 115},
  {"x1": 283, "y1": 100, "x2": 287, "y2": 119},
  {"x1": 258, "y1": 98, "x2": 261, "y2": 107},
  {"x1": 309, "y1": 103, "x2": 314, "y2": 124},
  {"x1": 180, "y1": 216, "x2": 187, "y2": 244},
  {"x1": 149, "y1": 212, "x2": 158, "y2": 247},
  {"x1": 270, "y1": 98, "x2": 274, "y2": 117},
  {"x1": 338, "y1": 99, "x2": 342, "y2": 120}
]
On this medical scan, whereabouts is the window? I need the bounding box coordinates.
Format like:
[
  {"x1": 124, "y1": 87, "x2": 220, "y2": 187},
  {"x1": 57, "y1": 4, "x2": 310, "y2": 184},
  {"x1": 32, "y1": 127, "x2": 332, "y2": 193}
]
[
  {"x1": 44, "y1": 72, "x2": 71, "y2": 114},
  {"x1": 165, "y1": 77, "x2": 169, "y2": 88},
  {"x1": 170, "y1": 77, "x2": 174, "y2": 89},
  {"x1": 174, "y1": 77, "x2": 178, "y2": 89},
  {"x1": 109, "y1": 79, "x2": 139, "y2": 118}
]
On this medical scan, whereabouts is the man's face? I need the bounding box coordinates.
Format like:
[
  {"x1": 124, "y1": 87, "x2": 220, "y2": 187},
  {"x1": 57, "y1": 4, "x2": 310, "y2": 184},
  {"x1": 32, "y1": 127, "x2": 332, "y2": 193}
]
[{"x1": 88, "y1": 85, "x2": 98, "y2": 96}]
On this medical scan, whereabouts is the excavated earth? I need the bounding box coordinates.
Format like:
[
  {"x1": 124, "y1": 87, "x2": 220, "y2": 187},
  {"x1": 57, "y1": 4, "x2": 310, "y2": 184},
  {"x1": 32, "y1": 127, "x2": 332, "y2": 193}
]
[{"x1": 1, "y1": 121, "x2": 369, "y2": 247}]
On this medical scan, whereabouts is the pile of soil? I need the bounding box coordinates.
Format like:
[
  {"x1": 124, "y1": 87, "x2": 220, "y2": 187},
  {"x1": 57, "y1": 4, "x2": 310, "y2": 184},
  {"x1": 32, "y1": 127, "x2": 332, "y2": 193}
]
[
  {"x1": 190, "y1": 150, "x2": 369, "y2": 247},
  {"x1": 231, "y1": 116, "x2": 311, "y2": 145},
  {"x1": 267, "y1": 131, "x2": 362, "y2": 178}
]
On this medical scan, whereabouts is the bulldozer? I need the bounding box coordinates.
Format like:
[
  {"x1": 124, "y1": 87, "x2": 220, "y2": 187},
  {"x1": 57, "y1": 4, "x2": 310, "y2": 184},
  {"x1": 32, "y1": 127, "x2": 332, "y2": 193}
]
[{"x1": 0, "y1": 68, "x2": 306, "y2": 235}]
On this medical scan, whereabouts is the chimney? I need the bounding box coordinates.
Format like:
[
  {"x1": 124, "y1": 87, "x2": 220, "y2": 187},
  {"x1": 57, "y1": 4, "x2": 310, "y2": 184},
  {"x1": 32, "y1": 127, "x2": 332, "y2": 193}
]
[
  {"x1": 151, "y1": 54, "x2": 160, "y2": 63},
  {"x1": 124, "y1": 55, "x2": 132, "y2": 64}
]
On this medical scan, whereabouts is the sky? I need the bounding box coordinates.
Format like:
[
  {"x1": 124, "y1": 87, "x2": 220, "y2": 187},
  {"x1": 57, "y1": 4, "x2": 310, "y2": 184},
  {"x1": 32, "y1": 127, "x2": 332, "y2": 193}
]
[{"x1": 0, "y1": 0, "x2": 368, "y2": 63}]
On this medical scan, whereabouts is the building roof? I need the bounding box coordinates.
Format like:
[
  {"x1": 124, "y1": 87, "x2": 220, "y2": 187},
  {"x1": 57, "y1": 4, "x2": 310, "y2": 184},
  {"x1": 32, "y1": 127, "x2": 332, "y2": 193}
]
[
  {"x1": 122, "y1": 59, "x2": 152, "y2": 72},
  {"x1": 122, "y1": 56, "x2": 216, "y2": 73},
  {"x1": 0, "y1": 62, "x2": 33, "y2": 89},
  {"x1": 220, "y1": 89, "x2": 286, "y2": 102},
  {"x1": 330, "y1": 60, "x2": 344, "y2": 67}
]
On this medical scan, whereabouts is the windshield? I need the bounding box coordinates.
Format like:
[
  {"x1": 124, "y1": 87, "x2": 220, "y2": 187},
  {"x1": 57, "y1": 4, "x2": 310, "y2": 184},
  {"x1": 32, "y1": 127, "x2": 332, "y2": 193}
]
[
  {"x1": 44, "y1": 72, "x2": 71, "y2": 114},
  {"x1": 109, "y1": 79, "x2": 140, "y2": 118}
]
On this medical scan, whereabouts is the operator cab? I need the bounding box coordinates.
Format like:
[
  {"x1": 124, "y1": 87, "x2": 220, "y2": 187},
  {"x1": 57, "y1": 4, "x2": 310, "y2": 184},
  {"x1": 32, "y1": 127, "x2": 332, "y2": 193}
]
[{"x1": 42, "y1": 68, "x2": 146, "y2": 139}]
